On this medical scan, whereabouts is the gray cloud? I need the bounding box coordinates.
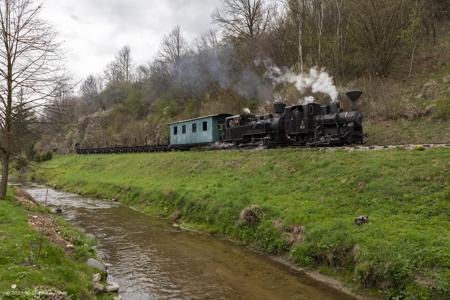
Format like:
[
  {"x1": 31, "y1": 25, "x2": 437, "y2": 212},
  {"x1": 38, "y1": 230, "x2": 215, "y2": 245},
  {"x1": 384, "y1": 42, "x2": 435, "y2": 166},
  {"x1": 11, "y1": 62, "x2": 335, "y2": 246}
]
[{"x1": 41, "y1": 0, "x2": 222, "y2": 81}]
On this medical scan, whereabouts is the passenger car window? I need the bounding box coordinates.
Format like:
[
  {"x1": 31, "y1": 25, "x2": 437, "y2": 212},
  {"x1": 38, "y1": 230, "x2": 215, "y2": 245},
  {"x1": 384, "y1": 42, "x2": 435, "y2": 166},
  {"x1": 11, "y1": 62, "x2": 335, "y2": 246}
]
[
  {"x1": 182, "y1": 125, "x2": 186, "y2": 134},
  {"x1": 192, "y1": 123, "x2": 197, "y2": 133},
  {"x1": 173, "y1": 126, "x2": 178, "y2": 135},
  {"x1": 203, "y1": 121, "x2": 208, "y2": 131}
]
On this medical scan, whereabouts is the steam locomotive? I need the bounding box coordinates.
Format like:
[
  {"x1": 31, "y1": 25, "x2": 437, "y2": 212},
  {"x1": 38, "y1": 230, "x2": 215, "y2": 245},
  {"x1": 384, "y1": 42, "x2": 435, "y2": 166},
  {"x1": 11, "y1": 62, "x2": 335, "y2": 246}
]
[
  {"x1": 223, "y1": 89, "x2": 365, "y2": 147},
  {"x1": 76, "y1": 89, "x2": 365, "y2": 154}
]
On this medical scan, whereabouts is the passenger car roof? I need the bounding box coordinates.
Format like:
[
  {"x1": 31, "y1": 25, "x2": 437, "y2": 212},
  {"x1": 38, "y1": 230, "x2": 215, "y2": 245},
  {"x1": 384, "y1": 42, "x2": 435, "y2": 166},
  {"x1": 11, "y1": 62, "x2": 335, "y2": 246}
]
[{"x1": 168, "y1": 114, "x2": 232, "y2": 125}]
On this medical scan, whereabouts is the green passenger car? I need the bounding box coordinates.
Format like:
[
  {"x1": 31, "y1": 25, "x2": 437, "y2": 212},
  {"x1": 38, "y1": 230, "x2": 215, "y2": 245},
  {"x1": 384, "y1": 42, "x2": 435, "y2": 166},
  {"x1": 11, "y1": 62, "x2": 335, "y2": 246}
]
[{"x1": 169, "y1": 114, "x2": 231, "y2": 147}]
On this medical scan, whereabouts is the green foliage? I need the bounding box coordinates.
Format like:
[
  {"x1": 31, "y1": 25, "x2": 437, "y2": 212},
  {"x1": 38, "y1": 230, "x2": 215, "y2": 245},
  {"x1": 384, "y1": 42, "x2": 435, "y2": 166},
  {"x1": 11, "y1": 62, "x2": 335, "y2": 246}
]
[
  {"x1": 32, "y1": 148, "x2": 450, "y2": 298},
  {"x1": 434, "y1": 94, "x2": 450, "y2": 120},
  {"x1": 34, "y1": 151, "x2": 53, "y2": 163},
  {"x1": 0, "y1": 190, "x2": 98, "y2": 298},
  {"x1": 13, "y1": 154, "x2": 28, "y2": 172},
  {"x1": 253, "y1": 220, "x2": 288, "y2": 254}
]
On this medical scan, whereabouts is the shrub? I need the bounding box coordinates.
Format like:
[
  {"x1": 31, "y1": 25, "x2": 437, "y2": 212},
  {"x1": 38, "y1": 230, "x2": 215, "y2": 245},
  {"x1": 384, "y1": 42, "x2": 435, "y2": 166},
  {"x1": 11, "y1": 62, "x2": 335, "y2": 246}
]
[
  {"x1": 35, "y1": 151, "x2": 53, "y2": 163},
  {"x1": 254, "y1": 220, "x2": 288, "y2": 254},
  {"x1": 355, "y1": 248, "x2": 414, "y2": 298},
  {"x1": 433, "y1": 95, "x2": 450, "y2": 120},
  {"x1": 13, "y1": 155, "x2": 29, "y2": 172},
  {"x1": 291, "y1": 244, "x2": 314, "y2": 267}
]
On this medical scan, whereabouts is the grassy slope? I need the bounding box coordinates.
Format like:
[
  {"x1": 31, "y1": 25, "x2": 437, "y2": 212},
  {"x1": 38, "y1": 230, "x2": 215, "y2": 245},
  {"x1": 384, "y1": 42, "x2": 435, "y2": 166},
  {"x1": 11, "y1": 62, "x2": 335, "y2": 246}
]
[
  {"x1": 359, "y1": 32, "x2": 450, "y2": 146},
  {"x1": 365, "y1": 119, "x2": 450, "y2": 145},
  {"x1": 0, "y1": 189, "x2": 98, "y2": 299},
  {"x1": 33, "y1": 149, "x2": 450, "y2": 299}
]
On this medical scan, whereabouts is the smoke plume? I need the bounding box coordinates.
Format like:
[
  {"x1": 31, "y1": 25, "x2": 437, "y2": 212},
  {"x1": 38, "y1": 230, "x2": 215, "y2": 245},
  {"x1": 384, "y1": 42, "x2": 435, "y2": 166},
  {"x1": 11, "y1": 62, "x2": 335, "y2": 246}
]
[
  {"x1": 264, "y1": 62, "x2": 339, "y2": 103},
  {"x1": 176, "y1": 45, "x2": 273, "y2": 101}
]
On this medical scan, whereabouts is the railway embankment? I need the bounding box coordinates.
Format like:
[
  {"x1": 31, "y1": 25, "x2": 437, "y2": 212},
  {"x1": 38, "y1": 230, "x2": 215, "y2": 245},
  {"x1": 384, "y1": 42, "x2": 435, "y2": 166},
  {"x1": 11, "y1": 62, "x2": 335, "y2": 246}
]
[
  {"x1": 0, "y1": 187, "x2": 113, "y2": 299},
  {"x1": 31, "y1": 148, "x2": 450, "y2": 299}
]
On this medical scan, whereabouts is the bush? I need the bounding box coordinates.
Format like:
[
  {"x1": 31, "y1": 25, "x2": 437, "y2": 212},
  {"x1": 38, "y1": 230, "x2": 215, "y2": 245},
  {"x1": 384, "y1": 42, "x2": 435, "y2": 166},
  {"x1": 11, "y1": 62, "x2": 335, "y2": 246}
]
[
  {"x1": 34, "y1": 151, "x2": 53, "y2": 163},
  {"x1": 355, "y1": 247, "x2": 414, "y2": 298},
  {"x1": 253, "y1": 220, "x2": 288, "y2": 254},
  {"x1": 433, "y1": 95, "x2": 450, "y2": 120},
  {"x1": 291, "y1": 244, "x2": 314, "y2": 267},
  {"x1": 13, "y1": 155, "x2": 29, "y2": 172}
]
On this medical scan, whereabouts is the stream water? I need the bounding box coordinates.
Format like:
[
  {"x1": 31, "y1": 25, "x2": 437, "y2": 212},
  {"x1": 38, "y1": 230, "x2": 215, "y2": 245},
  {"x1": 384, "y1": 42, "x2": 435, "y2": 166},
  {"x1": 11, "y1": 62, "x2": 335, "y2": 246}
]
[{"x1": 17, "y1": 183, "x2": 355, "y2": 300}]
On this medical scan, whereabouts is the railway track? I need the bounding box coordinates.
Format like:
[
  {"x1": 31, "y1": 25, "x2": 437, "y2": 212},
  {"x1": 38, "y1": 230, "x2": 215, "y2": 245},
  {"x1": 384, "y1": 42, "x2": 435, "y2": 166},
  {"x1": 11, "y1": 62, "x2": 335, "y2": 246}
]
[
  {"x1": 75, "y1": 143, "x2": 450, "y2": 155},
  {"x1": 322, "y1": 143, "x2": 450, "y2": 152}
]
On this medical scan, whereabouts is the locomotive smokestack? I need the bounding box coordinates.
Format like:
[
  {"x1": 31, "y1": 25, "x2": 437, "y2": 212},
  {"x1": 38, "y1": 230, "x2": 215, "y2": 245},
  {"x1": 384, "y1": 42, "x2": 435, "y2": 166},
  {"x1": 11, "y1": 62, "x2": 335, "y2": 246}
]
[{"x1": 346, "y1": 89, "x2": 363, "y2": 111}]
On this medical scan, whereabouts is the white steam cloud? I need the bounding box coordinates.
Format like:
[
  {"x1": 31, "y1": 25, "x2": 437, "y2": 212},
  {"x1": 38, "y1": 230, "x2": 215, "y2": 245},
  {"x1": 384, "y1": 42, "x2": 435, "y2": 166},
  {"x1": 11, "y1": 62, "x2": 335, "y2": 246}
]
[
  {"x1": 265, "y1": 64, "x2": 339, "y2": 103},
  {"x1": 303, "y1": 96, "x2": 316, "y2": 104}
]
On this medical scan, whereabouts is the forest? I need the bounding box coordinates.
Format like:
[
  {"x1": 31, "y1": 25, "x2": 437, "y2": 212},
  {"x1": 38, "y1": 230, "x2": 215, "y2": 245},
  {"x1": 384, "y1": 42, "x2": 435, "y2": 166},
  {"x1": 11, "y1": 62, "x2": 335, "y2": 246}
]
[{"x1": 4, "y1": 0, "x2": 450, "y2": 163}]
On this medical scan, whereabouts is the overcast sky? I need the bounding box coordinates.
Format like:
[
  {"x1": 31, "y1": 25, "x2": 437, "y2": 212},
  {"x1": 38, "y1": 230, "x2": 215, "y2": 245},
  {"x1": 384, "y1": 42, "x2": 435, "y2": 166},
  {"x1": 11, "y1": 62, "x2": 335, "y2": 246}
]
[{"x1": 41, "y1": 0, "x2": 222, "y2": 82}]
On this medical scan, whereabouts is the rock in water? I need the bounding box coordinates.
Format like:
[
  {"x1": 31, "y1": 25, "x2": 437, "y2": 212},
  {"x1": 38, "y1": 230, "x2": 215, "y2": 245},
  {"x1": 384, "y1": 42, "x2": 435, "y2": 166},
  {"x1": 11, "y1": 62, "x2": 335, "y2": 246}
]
[
  {"x1": 105, "y1": 282, "x2": 120, "y2": 292},
  {"x1": 87, "y1": 258, "x2": 106, "y2": 273},
  {"x1": 52, "y1": 208, "x2": 63, "y2": 214},
  {"x1": 92, "y1": 273, "x2": 101, "y2": 283},
  {"x1": 170, "y1": 209, "x2": 182, "y2": 221},
  {"x1": 93, "y1": 282, "x2": 105, "y2": 293}
]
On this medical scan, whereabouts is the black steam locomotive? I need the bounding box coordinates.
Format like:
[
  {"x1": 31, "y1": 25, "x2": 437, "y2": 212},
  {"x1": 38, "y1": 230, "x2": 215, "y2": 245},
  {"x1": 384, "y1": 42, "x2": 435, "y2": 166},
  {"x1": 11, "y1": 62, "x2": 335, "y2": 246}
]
[{"x1": 223, "y1": 89, "x2": 365, "y2": 147}]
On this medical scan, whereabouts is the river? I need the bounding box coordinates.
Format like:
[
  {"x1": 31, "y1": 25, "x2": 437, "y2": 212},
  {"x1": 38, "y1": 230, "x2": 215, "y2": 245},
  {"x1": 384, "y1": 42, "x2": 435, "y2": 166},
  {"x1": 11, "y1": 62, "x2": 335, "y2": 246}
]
[{"x1": 17, "y1": 183, "x2": 355, "y2": 300}]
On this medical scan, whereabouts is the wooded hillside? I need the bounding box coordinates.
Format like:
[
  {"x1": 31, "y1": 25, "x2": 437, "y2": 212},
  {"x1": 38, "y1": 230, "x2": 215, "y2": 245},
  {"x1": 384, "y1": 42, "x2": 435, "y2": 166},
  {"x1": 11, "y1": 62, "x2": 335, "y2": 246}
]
[{"x1": 19, "y1": 0, "x2": 450, "y2": 153}]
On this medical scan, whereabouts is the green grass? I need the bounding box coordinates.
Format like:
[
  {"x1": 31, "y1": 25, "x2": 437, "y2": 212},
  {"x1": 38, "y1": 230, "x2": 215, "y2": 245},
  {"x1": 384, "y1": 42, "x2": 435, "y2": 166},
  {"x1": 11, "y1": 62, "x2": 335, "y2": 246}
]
[
  {"x1": 0, "y1": 189, "x2": 99, "y2": 299},
  {"x1": 32, "y1": 149, "x2": 450, "y2": 299},
  {"x1": 365, "y1": 118, "x2": 450, "y2": 145}
]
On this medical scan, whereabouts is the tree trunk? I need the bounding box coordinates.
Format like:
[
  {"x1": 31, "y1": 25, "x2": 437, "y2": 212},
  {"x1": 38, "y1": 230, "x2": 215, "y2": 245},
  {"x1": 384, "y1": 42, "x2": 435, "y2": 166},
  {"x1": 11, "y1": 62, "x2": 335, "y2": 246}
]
[
  {"x1": 317, "y1": 0, "x2": 323, "y2": 65},
  {"x1": 0, "y1": 154, "x2": 10, "y2": 199},
  {"x1": 408, "y1": 42, "x2": 416, "y2": 78},
  {"x1": 297, "y1": 0, "x2": 304, "y2": 73}
]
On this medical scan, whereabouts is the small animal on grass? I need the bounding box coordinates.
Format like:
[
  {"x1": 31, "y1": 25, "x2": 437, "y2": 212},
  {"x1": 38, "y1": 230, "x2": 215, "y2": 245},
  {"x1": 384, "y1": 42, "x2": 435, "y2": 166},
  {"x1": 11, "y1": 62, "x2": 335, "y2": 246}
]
[{"x1": 355, "y1": 215, "x2": 369, "y2": 226}]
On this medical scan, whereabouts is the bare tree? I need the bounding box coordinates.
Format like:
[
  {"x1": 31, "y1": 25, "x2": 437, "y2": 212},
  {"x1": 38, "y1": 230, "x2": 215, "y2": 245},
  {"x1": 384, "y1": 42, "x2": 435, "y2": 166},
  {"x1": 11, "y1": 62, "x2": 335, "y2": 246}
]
[
  {"x1": 195, "y1": 30, "x2": 220, "y2": 52},
  {"x1": 348, "y1": 0, "x2": 409, "y2": 76},
  {"x1": 213, "y1": 0, "x2": 271, "y2": 41},
  {"x1": 42, "y1": 80, "x2": 76, "y2": 134},
  {"x1": 315, "y1": 0, "x2": 324, "y2": 65},
  {"x1": 116, "y1": 46, "x2": 133, "y2": 82},
  {"x1": 135, "y1": 64, "x2": 152, "y2": 83},
  {"x1": 104, "y1": 46, "x2": 134, "y2": 84},
  {"x1": 0, "y1": 0, "x2": 63, "y2": 199},
  {"x1": 159, "y1": 26, "x2": 189, "y2": 79},
  {"x1": 80, "y1": 74, "x2": 103, "y2": 112},
  {"x1": 81, "y1": 75, "x2": 99, "y2": 99},
  {"x1": 404, "y1": 0, "x2": 425, "y2": 77},
  {"x1": 286, "y1": 0, "x2": 306, "y2": 72},
  {"x1": 334, "y1": 0, "x2": 344, "y2": 76},
  {"x1": 296, "y1": 0, "x2": 304, "y2": 72}
]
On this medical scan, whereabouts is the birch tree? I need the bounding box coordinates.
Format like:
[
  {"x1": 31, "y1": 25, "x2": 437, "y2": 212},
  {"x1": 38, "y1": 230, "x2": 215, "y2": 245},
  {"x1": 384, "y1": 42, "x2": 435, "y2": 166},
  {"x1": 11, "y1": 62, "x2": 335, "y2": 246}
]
[
  {"x1": 0, "y1": 0, "x2": 63, "y2": 199},
  {"x1": 159, "y1": 26, "x2": 189, "y2": 80},
  {"x1": 104, "y1": 46, "x2": 134, "y2": 84}
]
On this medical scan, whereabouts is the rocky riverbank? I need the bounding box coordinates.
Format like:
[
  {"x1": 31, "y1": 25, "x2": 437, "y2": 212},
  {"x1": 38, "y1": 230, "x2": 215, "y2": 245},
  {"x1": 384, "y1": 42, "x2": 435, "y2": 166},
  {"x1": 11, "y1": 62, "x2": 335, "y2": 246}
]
[{"x1": 0, "y1": 186, "x2": 119, "y2": 299}]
